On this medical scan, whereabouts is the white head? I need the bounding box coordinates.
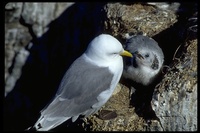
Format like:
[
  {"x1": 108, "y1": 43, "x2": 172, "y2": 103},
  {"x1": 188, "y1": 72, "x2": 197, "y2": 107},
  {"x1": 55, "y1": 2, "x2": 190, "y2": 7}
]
[{"x1": 85, "y1": 34, "x2": 132, "y2": 63}]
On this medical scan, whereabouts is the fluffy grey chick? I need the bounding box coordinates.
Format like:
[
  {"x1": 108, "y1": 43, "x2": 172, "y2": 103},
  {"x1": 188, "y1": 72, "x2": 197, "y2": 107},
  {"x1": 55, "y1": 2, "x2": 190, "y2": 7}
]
[{"x1": 123, "y1": 35, "x2": 164, "y2": 86}]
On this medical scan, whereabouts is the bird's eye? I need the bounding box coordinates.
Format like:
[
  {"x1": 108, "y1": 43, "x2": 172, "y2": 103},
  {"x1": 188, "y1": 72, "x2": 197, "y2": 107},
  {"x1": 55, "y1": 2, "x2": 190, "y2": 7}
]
[{"x1": 145, "y1": 54, "x2": 149, "y2": 58}]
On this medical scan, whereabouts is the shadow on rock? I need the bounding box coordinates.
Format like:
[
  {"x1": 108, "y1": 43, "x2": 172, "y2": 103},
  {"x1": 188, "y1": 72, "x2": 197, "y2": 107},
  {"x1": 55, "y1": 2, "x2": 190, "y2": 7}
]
[{"x1": 4, "y1": 2, "x2": 106, "y2": 131}]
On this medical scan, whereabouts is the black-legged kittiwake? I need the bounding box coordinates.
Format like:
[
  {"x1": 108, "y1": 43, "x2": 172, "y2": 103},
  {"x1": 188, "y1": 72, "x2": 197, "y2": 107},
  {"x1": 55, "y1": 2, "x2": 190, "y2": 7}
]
[
  {"x1": 122, "y1": 35, "x2": 164, "y2": 121},
  {"x1": 30, "y1": 34, "x2": 133, "y2": 131},
  {"x1": 123, "y1": 35, "x2": 164, "y2": 86}
]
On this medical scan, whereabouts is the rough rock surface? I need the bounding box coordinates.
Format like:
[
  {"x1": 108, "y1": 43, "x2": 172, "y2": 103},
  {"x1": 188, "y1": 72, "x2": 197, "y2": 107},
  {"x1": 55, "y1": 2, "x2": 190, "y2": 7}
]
[
  {"x1": 21, "y1": 3, "x2": 74, "y2": 37},
  {"x1": 5, "y1": 2, "x2": 74, "y2": 96},
  {"x1": 104, "y1": 3, "x2": 178, "y2": 39},
  {"x1": 83, "y1": 83, "x2": 146, "y2": 131},
  {"x1": 150, "y1": 39, "x2": 197, "y2": 131},
  {"x1": 4, "y1": 2, "x2": 197, "y2": 131},
  {"x1": 5, "y1": 3, "x2": 31, "y2": 96}
]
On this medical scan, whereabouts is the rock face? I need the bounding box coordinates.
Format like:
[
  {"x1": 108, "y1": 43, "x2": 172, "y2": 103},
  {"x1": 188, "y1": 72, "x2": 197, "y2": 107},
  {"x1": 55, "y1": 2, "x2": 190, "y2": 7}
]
[
  {"x1": 149, "y1": 8, "x2": 197, "y2": 131},
  {"x1": 5, "y1": 3, "x2": 31, "y2": 96},
  {"x1": 4, "y1": 2, "x2": 197, "y2": 131},
  {"x1": 151, "y1": 39, "x2": 197, "y2": 131},
  {"x1": 4, "y1": 2, "x2": 75, "y2": 97},
  {"x1": 104, "y1": 2, "x2": 178, "y2": 39},
  {"x1": 83, "y1": 83, "x2": 146, "y2": 131},
  {"x1": 20, "y1": 3, "x2": 74, "y2": 37}
]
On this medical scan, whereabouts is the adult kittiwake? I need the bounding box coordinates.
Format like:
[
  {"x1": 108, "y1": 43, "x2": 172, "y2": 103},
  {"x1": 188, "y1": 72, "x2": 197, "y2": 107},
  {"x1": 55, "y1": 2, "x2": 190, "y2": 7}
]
[{"x1": 30, "y1": 34, "x2": 133, "y2": 131}]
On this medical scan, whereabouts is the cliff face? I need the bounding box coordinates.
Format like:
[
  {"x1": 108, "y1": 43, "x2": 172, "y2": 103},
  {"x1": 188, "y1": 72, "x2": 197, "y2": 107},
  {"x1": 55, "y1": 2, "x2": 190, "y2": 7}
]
[
  {"x1": 83, "y1": 3, "x2": 197, "y2": 131},
  {"x1": 4, "y1": 2, "x2": 197, "y2": 131},
  {"x1": 5, "y1": 3, "x2": 74, "y2": 97},
  {"x1": 151, "y1": 39, "x2": 197, "y2": 131}
]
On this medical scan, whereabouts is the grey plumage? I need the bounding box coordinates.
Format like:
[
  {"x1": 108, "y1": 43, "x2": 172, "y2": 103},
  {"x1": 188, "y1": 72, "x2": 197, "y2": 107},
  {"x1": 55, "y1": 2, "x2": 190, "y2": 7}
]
[
  {"x1": 35, "y1": 57, "x2": 113, "y2": 130},
  {"x1": 31, "y1": 34, "x2": 133, "y2": 131},
  {"x1": 123, "y1": 35, "x2": 164, "y2": 86}
]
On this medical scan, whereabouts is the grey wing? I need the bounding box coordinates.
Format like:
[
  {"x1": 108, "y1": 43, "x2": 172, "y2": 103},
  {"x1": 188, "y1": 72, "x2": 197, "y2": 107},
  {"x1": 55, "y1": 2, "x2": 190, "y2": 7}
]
[{"x1": 41, "y1": 56, "x2": 114, "y2": 119}]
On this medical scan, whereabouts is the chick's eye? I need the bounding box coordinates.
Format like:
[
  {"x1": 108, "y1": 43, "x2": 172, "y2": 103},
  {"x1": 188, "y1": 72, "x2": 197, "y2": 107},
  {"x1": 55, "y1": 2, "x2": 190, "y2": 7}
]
[{"x1": 145, "y1": 54, "x2": 149, "y2": 58}]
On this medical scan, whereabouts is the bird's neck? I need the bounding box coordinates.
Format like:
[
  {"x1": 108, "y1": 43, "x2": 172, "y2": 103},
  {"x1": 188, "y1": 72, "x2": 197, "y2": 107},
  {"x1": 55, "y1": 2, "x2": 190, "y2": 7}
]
[{"x1": 83, "y1": 53, "x2": 123, "y2": 74}]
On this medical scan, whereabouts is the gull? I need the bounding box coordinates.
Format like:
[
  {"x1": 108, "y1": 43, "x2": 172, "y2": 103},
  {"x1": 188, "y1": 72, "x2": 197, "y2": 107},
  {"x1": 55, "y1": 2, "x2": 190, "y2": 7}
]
[
  {"x1": 123, "y1": 35, "x2": 164, "y2": 86},
  {"x1": 122, "y1": 34, "x2": 164, "y2": 120},
  {"x1": 30, "y1": 34, "x2": 133, "y2": 131}
]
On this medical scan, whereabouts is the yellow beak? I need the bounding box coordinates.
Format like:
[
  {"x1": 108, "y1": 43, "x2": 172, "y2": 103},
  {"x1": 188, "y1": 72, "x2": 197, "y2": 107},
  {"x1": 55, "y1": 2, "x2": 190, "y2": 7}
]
[{"x1": 120, "y1": 50, "x2": 133, "y2": 58}]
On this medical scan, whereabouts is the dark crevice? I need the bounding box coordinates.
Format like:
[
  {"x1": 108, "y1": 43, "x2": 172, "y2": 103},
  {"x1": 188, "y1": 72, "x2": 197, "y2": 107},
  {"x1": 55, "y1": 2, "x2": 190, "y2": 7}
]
[{"x1": 19, "y1": 16, "x2": 38, "y2": 45}]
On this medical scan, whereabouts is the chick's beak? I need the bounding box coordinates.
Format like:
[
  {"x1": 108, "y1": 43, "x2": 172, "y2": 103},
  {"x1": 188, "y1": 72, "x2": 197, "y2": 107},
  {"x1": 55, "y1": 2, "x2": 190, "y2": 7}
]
[
  {"x1": 134, "y1": 51, "x2": 144, "y2": 60},
  {"x1": 120, "y1": 50, "x2": 133, "y2": 58}
]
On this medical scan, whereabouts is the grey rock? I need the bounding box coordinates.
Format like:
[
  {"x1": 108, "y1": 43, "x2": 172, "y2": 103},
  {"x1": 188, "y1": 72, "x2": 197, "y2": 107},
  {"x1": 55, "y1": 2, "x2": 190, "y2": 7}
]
[
  {"x1": 5, "y1": 3, "x2": 74, "y2": 96},
  {"x1": 5, "y1": 47, "x2": 31, "y2": 96},
  {"x1": 151, "y1": 39, "x2": 197, "y2": 131},
  {"x1": 103, "y1": 2, "x2": 177, "y2": 38},
  {"x1": 21, "y1": 3, "x2": 74, "y2": 37},
  {"x1": 5, "y1": 3, "x2": 23, "y2": 23}
]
